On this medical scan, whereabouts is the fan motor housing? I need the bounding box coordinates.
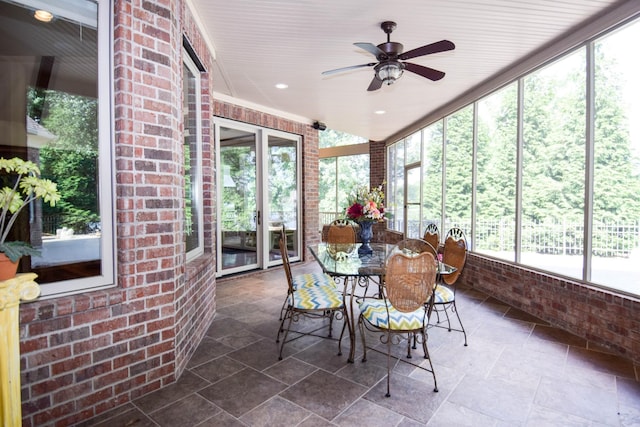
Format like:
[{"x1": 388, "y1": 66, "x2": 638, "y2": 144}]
[{"x1": 377, "y1": 42, "x2": 403, "y2": 59}]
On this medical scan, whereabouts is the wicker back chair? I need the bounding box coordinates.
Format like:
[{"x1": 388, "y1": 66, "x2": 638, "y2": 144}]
[
  {"x1": 442, "y1": 227, "x2": 467, "y2": 285},
  {"x1": 326, "y1": 219, "x2": 356, "y2": 259},
  {"x1": 357, "y1": 250, "x2": 438, "y2": 397},
  {"x1": 423, "y1": 223, "x2": 440, "y2": 254},
  {"x1": 276, "y1": 234, "x2": 347, "y2": 360},
  {"x1": 432, "y1": 227, "x2": 468, "y2": 346},
  {"x1": 395, "y1": 237, "x2": 437, "y2": 258}
]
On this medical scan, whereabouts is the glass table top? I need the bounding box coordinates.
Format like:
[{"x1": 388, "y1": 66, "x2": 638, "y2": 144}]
[{"x1": 308, "y1": 243, "x2": 456, "y2": 277}]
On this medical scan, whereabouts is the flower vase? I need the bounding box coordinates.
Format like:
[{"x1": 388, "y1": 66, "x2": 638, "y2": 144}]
[{"x1": 358, "y1": 221, "x2": 374, "y2": 256}]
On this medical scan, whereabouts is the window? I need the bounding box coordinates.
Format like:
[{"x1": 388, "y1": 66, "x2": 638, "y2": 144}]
[
  {"x1": 183, "y1": 51, "x2": 204, "y2": 260},
  {"x1": 521, "y1": 50, "x2": 586, "y2": 279},
  {"x1": 319, "y1": 129, "x2": 369, "y2": 226},
  {"x1": 319, "y1": 129, "x2": 367, "y2": 148},
  {"x1": 1, "y1": 0, "x2": 113, "y2": 298},
  {"x1": 475, "y1": 84, "x2": 517, "y2": 260},
  {"x1": 386, "y1": 141, "x2": 404, "y2": 232},
  {"x1": 422, "y1": 123, "x2": 443, "y2": 233},
  {"x1": 444, "y1": 106, "x2": 473, "y2": 235},
  {"x1": 386, "y1": 15, "x2": 640, "y2": 297},
  {"x1": 591, "y1": 20, "x2": 640, "y2": 292}
]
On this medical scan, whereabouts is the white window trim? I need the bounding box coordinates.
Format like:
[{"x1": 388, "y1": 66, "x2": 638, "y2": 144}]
[
  {"x1": 39, "y1": 0, "x2": 115, "y2": 299},
  {"x1": 183, "y1": 51, "x2": 205, "y2": 262}
]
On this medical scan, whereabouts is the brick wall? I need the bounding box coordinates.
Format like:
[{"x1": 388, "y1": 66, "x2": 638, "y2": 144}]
[
  {"x1": 462, "y1": 253, "x2": 640, "y2": 364},
  {"x1": 369, "y1": 139, "x2": 386, "y2": 189},
  {"x1": 18, "y1": 1, "x2": 217, "y2": 425}
]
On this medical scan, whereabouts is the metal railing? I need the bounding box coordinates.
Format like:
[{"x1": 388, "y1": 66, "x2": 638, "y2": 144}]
[{"x1": 320, "y1": 211, "x2": 640, "y2": 258}]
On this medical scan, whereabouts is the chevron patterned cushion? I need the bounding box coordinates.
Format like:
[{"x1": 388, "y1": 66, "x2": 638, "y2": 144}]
[
  {"x1": 289, "y1": 286, "x2": 344, "y2": 310},
  {"x1": 359, "y1": 299, "x2": 427, "y2": 330},
  {"x1": 292, "y1": 272, "x2": 336, "y2": 289},
  {"x1": 434, "y1": 285, "x2": 454, "y2": 304}
]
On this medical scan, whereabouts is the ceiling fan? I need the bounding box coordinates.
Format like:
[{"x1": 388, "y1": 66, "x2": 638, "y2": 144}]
[{"x1": 322, "y1": 21, "x2": 455, "y2": 91}]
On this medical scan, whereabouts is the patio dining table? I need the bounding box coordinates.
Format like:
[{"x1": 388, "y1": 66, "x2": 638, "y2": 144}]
[{"x1": 308, "y1": 242, "x2": 456, "y2": 363}]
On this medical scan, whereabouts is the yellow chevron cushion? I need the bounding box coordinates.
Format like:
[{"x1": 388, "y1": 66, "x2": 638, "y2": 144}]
[
  {"x1": 292, "y1": 272, "x2": 336, "y2": 289},
  {"x1": 359, "y1": 299, "x2": 427, "y2": 330},
  {"x1": 289, "y1": 286, "x2": 343, "y2": 310},
  {"x1": 434, "y1": 284, "x2": 454, "y2": 304}
]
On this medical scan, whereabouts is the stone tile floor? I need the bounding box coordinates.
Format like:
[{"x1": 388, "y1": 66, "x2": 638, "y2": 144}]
[{"x1": 85, "y1": 262, "x2": 640, "y2": 426}]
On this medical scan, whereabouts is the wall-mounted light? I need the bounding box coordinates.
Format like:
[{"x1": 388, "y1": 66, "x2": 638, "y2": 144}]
[
  {"x1": 312, "y1": 121, "x2": 327, "y2": 131},
  {"x1": 34, "y1": 9, "x2": 54, "y2": 23}
]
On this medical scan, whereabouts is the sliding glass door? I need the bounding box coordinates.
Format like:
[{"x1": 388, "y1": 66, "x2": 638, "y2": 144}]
[
  {"x1": 219, "y1": 126, "x2": 259, "y2": 274},
  {"x1": 216, "y1": 120, "x2": 300, "y2": 275},
  {"x1": 267, "y1": 134, "x2": 299, "y2": 264}
]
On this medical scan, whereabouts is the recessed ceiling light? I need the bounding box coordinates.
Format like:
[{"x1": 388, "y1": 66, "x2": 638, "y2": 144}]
[
  {"x1": 374, "y1": 110, "x2": 386, "y2": 115},
  {"x1": 275, "y1": 83, "x2": 288, "y2": 89},
  {"x1": 34, "y1": 9, "x2": 53, "y2": 22}
]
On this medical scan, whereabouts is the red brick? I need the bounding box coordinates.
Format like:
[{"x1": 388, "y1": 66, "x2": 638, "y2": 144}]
[{"x1": 52, "y1": 354, "x2": 91, "y2": 376}]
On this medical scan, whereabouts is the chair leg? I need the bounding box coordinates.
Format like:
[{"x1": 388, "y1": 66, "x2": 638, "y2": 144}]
[
  {"x1": 386, "y1": 330, "x2": 392, "y2": 398},
  {"x1": 277, "y1": 308, "x2": 294, "y2": 360},
  {"x1": 443, "y1": 303, "x2": 453, "y2": 331},
  {"x1": 358, "y1": 315, "x2": 368, "y2": 362},
  {"x1": 276, "y1": 306, "x2": 289, "y2": 343},
  {"x1": 337, "y1": 311, "x2": 347, "y2": 356},
  {"x1": 278, "y1": 296, "x2": 288, "y2": 321},
  {"x1": 420, "y1": 329, "x2": 438, "y2": 393},
  {"x1": 452, "y1": 300, "x2": 468, "y2": 346}
]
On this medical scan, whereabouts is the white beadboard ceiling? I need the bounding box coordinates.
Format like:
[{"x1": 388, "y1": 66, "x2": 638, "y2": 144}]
[{"x1": 190, "y1": 0, "x2": 632, "y2": 141}]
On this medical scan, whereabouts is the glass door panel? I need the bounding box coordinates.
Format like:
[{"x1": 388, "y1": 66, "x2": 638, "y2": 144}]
[
  {"x1": 219, "y1": 126, "x2": 259, "y2": 273},
  {"x1": 267, "y1": 135, "x2": 299, "y2": 263},
  {"x1": 405, "y1": 166, "x2": 421, "y2": 238}
]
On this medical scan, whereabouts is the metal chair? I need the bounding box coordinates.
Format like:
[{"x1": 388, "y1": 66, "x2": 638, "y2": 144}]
[
  {"x1": 357, "y1": 250, "x2": 438, "y2": 397},
  {"x1": 276, "y1": 234, "x2": 347, "y2": 360},
  {"x1": 432, "y1": 227, "x2": 468, "y2": 346},
  {"x1": 423, "y1": 223, "x2": 440, "y2": 254},
  {"x1": 278, "y1": 226, "x2": 337, "y2": 320},
  {"x1": 326, "y1": 218, "x2": 356, "y2": 260},
  {"x1": 396, "y1": 237, "x2": 438, "y2": 258}
]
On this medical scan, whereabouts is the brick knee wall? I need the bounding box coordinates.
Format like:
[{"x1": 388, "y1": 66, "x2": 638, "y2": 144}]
[{"x1": 461, "y1": 253, "x2": 640, "y2": 364}]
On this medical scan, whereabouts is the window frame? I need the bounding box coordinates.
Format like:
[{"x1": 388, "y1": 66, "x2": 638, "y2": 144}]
[
  {"x1": 183, "y1": 48, "x2": 205, "y2": 262},
  {"x1": 36, "y1": 0, "x2": 115, "y2": 298}
]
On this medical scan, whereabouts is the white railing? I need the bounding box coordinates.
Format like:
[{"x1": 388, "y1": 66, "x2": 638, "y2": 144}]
[{"x1": 321, "y1": 212, "x2": 640, "y2": 258}]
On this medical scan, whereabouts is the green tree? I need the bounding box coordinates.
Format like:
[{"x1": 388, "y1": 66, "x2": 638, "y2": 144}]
[{"x1": 28, "y1": 89, "x2": 100, "y2": 233}]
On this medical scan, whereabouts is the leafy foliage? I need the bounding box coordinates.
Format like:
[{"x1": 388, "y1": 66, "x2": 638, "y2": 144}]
[
  {"x1": 28, "y1": 88, "x2": 100, "y2": 234},
  {"x1": 0, "y1": 157, "x2": 60, "y2": 262}
]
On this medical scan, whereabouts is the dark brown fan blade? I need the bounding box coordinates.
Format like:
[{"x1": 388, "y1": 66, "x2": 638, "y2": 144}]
[
  {"x1": 404, "y1": 62, "x2": 446, "y2": 81},
  {"x1": 399, "y1": 40, "x2": 455, "y2": 60},
  {"x1": 367, "y1": 76, "x2": 383, "y2": 91},
  {"x1": 354, "y1": 42, "x2": 387, "y2": 59},
  {"x1": 322, "y1": 63, "x2": 377, "y2": 75}
]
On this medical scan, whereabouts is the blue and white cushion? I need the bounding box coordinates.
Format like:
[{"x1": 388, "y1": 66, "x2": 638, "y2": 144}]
[
  {"x1": 292, "y1": 272, "x2": 336, "y2": 289},
  {"x1": 289, "y1": 286, "x2": 344, "y2": 310},
  {"x1": 434, "y1": 285, "x2": 454, "y2": 304},
  {"x1": 359, "y1": 299, "x2": 427, "y2": 330}
]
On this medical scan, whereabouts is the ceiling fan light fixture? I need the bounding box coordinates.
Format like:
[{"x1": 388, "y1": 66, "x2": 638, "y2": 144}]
[{"x1": 375, "y1": 62, "x2": 403, "y2": 85}]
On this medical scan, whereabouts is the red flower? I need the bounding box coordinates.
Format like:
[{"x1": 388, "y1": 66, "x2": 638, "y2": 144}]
[{"x1": 347, "y1": 203, "x2": 364, "y2": 219}]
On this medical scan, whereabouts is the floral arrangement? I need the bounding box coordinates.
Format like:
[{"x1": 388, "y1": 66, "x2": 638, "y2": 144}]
[{"x1": 345, "y1": 184, "x2": 387, "y2": 223}]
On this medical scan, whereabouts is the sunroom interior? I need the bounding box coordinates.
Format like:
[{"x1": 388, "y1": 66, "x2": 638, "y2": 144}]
[{"x1": 1, "y1": 0, "x2": 639, "y2": 425}]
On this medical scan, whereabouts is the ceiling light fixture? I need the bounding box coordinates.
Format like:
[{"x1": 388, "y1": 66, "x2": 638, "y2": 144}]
[
  {"x1": 374, "y1": 62, "x2": 404, "y2": 85},
  {"x1": 275, "y1": 83, "x2": 288, "y2": 89},
  {"x1": 34, "y1": 9, "x2": 53, "y2": 22},
  {"x1": 374, "y1": 110, "x2": 386, "y2": 115}
]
